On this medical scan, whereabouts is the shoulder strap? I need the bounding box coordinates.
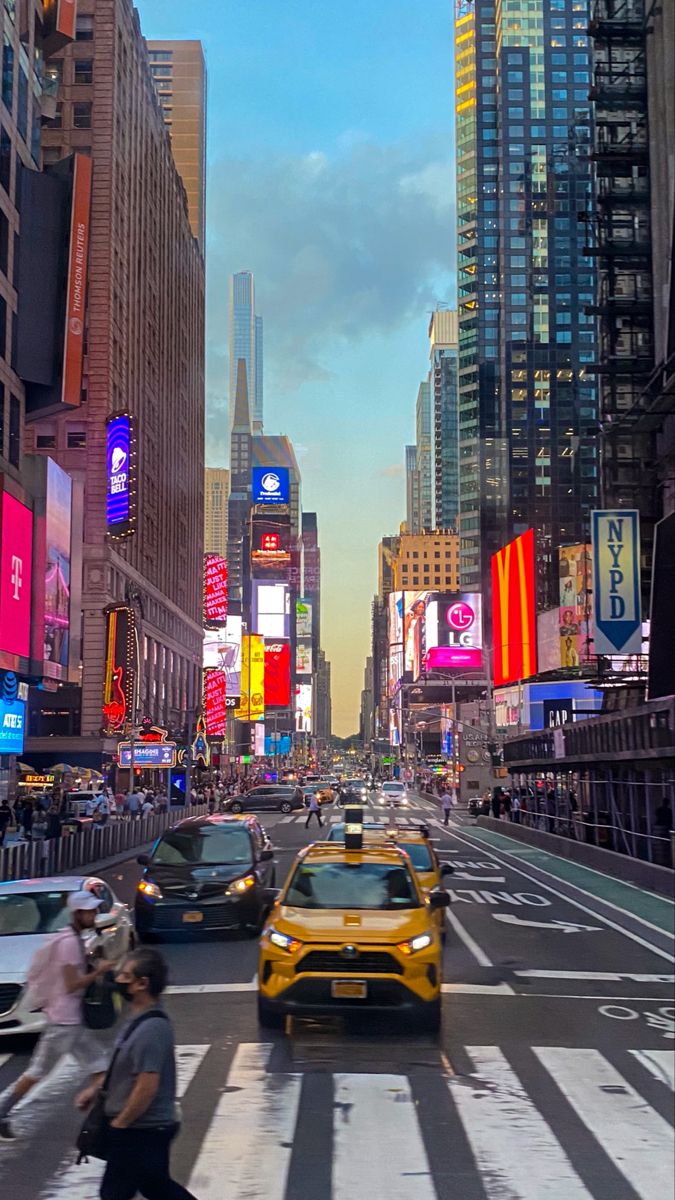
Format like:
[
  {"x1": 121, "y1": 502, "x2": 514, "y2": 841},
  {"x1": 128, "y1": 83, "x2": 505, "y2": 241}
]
[{"x1": 101, "y1": 1009, "x2": 169, "y2": 1094}]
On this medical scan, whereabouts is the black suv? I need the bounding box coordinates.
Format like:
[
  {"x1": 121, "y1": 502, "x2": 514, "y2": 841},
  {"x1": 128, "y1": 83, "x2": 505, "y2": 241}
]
[
  {"x1": 135, "y1": 815, "x2": 276, "y2": 939},
  {"x1": 225, "y1": 785, "x2": 303, "y2": 814}
]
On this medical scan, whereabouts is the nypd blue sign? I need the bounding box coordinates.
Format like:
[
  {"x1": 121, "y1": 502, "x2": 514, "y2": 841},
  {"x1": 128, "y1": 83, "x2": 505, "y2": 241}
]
[
  {"x1": 252, "y1": 467, "x2": 290, "y2": 505},
  {"x1": 591, "y1": 510, "x2": 641, "y2": 655},
  {"x1": 0, "y1": 698, "x2": 26, "y2": 755}
]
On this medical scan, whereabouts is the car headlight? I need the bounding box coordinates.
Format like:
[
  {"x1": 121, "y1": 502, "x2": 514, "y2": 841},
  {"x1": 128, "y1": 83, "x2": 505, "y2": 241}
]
[
  {"x1": 137, "y1": 880, "x2": 162, "y2": 900},
  {"x1": 268, "y1": 926, "x2": 303, "y2": 953},
  {"x1": 397, "y1": 932, "x2": 433, "y2": 956},
  {"x1": 225, "y1": 873, "x2": 256, "y2": 895}
]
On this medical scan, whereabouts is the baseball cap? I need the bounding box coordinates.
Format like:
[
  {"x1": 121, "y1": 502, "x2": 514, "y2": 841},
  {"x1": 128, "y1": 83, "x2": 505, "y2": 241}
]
[{"x1": 67, "y1": 890, "x2": 104, "y2": 913}]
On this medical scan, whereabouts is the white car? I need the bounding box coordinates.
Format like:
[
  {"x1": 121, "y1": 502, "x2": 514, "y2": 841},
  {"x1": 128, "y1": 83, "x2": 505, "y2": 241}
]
[
  {"x1": 377, "y1": 781, "x2": 409, "y2": 808},
  {"x1": 0, "y1": 875, "x2": 134, "y2": 1038}
]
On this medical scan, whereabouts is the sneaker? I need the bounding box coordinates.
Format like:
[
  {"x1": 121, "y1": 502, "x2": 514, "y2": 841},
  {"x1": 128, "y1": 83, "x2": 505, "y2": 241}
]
[{"x1": 0, "y1": 1118, "x2": 16, "y2": 1141}]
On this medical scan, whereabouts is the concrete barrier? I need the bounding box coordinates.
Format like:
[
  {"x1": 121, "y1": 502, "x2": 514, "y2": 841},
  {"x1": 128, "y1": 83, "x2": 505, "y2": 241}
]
[{"x1": 475, "y1": 816, "x2": 674, "y2": 898}]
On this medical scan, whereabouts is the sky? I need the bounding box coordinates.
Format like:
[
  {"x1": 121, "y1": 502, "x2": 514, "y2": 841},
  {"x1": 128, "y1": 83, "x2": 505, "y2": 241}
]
[{"x1": 136, "y1": 0, "x2": 456, "y2": 736}]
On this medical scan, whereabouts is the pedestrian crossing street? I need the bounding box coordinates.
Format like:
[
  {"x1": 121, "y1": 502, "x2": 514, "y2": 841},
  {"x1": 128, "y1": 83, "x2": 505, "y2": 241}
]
[
  {"x1": 8, "y1": 1041, "x2": 671, "y2": 1200},
  {"x1": 272, "y1": 796, "x2": 443, "y2": 828}
]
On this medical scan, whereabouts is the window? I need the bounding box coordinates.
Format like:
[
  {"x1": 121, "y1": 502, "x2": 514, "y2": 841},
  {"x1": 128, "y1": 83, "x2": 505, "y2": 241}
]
[
  {"x1": 2, "y1": 35, "x2": 13, "y2": 112},
  {"x1": 16, "y1": 63, "x2": 26, "y2": 140},
  {"x1": 148, "y1": 50, "x2": 172, "y2": 62},
  {"x1": 36, "y1": 432, "x2": 56, "y2": 449},
  {"x1": 66, "y1": 429, "x2": 86, "y2": 448},
  {"x1": 0, "y1": 209, "x2": 7, "y2": 277},
  {"x1": 73, "y1": 102, "x2": 92, "y2": 129},
  {"x1": 151, "y1": 65, "x2": 172, "y2": 77},
  {"x1": 76, "y1": 14, "x2": 94, "y2": 40},
  {"x1": 8, "y1": 392, "x2": 19, "y2": 465},
  {"x1": 74, "y1": 59, "x2": 93, "y2": 85},
  {"x1": 0, "y1": 127, "x2": 9, "y2": 195}
]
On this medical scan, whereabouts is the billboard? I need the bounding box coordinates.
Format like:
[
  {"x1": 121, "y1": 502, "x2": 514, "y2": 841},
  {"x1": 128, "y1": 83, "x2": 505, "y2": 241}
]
[
  {"x1": 264, "y1": 639, "x2": 291, "y2": 707},
  {"x1": 0, "y1": 492, "x2": 33, "y2": 658},
  {"x1": 295, "y1": 683, "x2": 312, "y2": 733},
  {"x1": 388, "y1": 591, "x2": 404, "y2": 647},
  {"x1": 559, "y1": 544, "x2": 593, "y2": 666},
  {"x1": 102, "y1": 605, "x2": 136, "y2": 733},
  {"x1": 251, "y1": 510, "x2": 291, "y2": 578},
  {"x1": 0, "y1": 697, "x2": 26, "y2": 755},
  {"x1": 106, "y1": 413, "x2": 135, "y2": 536},
  {"x1": 204, "y1": 554, "x2": 228, "y2": 623},
  {"x1": 252, "y1": 467, "x2": 290, "y2": 505},
  {"x1": 43, "y1": 459, "x2": 72, "y2": 679},
  {"x1": 62, "y1": 153, "x2": 92, "y2": 408},
  {"x1": 204, "y1": 669, "x2": 227, "y2": 737},
  {"x1": 424, "y1": 593, "x2": 483, "y2": 672},
  {"x1": 592, "y1": 510, "x2": 641, "y2": 656},
  {"x1": 403, "y1": 591, "x2": 431, "y2": 675},
  {"x1": 239, "y1": 634, "x2": 265, "y2": 721},
  {"x1": 296, "y1": 598, "x2": 313, "y2": 638},
  {"x1": 203, "y1": 617, "x2": 242, "y2": 703},
  {"x1": 43, "y1": 0, "x2": 77, "y2": 43},
  {"x1": 537, "y1": 608, "x2": 562, "y2": 673},
  {"x1": 296, "y1": 640, "x2": 312, "y2": 676},
  {"x1": 254, "y1": 723, "x2": 266, "y2": 757},
  {"x1": 648, "y1": 512, "x2": 675, "y2": 700},
  {"x1": 491, "y1": 529, "x2": 538, "y2": 687},
  {"x1": 119, "y1": 742, "x2": 176, "y2": 768},
  {"x1": 254, "y1": 582, "x2": 290, "y2": 639}
]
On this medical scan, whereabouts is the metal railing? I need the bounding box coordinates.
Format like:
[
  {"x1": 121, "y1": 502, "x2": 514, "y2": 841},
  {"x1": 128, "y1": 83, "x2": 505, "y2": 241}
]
[{"x1": 0, "y1": 805, "x2": 208, "y2": 883}]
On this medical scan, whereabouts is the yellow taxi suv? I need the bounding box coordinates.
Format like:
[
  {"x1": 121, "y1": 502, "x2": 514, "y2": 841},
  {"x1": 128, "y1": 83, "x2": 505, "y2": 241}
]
[{"x1": 257, "y1": 832, "x2": 449, "y2": 1033}]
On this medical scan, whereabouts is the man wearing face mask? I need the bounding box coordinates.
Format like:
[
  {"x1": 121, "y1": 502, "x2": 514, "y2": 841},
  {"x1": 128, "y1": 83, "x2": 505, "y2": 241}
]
[{"x1": 76, "y1": 947, "x2": 196, "y2": 1200}]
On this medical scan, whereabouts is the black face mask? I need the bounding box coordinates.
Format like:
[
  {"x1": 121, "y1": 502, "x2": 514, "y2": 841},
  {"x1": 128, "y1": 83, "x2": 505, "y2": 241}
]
[{"x1": 116, "y1": 981, "x2": 134, "y2": 1002}]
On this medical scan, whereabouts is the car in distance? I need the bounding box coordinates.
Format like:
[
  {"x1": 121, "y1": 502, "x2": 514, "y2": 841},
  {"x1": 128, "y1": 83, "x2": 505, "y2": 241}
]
[
  {"x1": 135, "y1": 814, "x2": 276, "y2": 938},
  {"x1": 377, "y1": 781, "x2": 409, "y2": 808},
  {"x1": 225, "y1": 785, "x2": 303, "y2": 814},
  {"x1": 0, "y1": 875, "x2": 133, "y2": 1038}
]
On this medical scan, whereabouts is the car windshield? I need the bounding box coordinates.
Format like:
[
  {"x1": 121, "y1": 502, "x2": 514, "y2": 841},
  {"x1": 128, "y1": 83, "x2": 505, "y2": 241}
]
[
  {"x1": 0, "y1": 891, "x2": 71, "y2": 936},
  {"x1": 152, "y1": 827, "x2": 253, "y2": 866},
  {"x1": 284, "y1": 861, "x2": 420, "y2": 909},
  {"x1": 383, "y1": 783, "x2": 404, "y2": 791}
]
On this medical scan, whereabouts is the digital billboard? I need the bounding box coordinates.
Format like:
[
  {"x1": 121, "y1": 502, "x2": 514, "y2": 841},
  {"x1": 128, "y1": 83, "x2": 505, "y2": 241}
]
[
  {"x1": 558, "y1": 544, "x2": 593, "y2": 666},
  {"x1": 296, "y1": 599, "x2": 313, "y2": 638},
  {"x1": 296, "y1": 640, "x2": 312, "y2": 676},
  {"x1": 239, "y1": 634, "x2": 265, "y2": 721},
  {"x1": 264, "y1": 639, "x2": 291, "y2": 707},
  {"x1": 252, "y1": 467, "x2": 290, "y2": 505},
  {"x1": 251, "y1": 510, "x2": 291, "y2": 578},
  {"x1": 254, "y1": 582, "x2": 290, "y2": 639},
  {"x1": 43, "y1": 459, "x2": 72, "y2": 679},
  {"x1": 537, "y1": 608, "x2": 562, "y2": 674},
  {"x1": 0, "y1": 492, "x2": 33, "y2": 658},
  {"x1": 102, "y1": 605, "x2": 136, "y2": 733},
  {"x1": 648, "y1": 512, "x2": 675, "y2": 699},
  {"x1": 424, "y1": 593, "x2": 483, "y2": 672},
  {"x1": 62, "y1": 153, "x2": 92, "y2": 408},
  {"x1": 0, "y1": 697, "x2": 26, "y2": 755},
  {"x1": 204, "y1": 669, "x2": 227, "y2": 737},
  {"x1": 295, "y1": 683, "x2": 312, "y2": 733},
  {"x1": 204, "y1": 554, "x2": 228, "y2": 623},
  {"x1": 403, "y1": 591, "x2": 431, "y2": 675},
  {"x1": 388, "y1": 591, "x2": 404, "y2": 647},
  {"x1": 203, "y1": 617, "x2": 241, "y2": 701},
  {"x1": 106, "y1": 413, "x2": 135, "y2": 536},
  {"x1": 592, "y1": 510, "x2": 641, "y2": 656},
  {"x1": 491, "y1": 529, "x2": 538, "y2": 687}
]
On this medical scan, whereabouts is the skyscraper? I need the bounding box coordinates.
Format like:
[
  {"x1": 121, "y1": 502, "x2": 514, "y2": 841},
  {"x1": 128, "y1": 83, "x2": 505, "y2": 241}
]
[
  {"x1": 227, "y1": 358, "x2": 253, "y2": 600},
  {"x1": 455, "y1": 0, "x2": 598, "y2": 605},
  {"x1": 428, "y1": 309, "x2": 460, "y2": 529},
  {"x1": 146, "y1": 41, "x2": 207, "y2": 251},
  {"x1": 405, "y1": 444, "x2": 421, "y2": 533},
  {"x1": 229, "y1": 271, "x2": 263, "y2": 433},
  {"x1": 415, "y1": 380, "x2": 433, "y2": 531},
  {"x1": 204, "y1": 468, "x2": 229, "y2": 556}
]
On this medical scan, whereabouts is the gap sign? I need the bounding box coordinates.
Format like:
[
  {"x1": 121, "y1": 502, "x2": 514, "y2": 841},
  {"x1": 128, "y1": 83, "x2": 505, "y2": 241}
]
[{"x1": 591, "y1": 510, "x2": 641, "y2": 655}]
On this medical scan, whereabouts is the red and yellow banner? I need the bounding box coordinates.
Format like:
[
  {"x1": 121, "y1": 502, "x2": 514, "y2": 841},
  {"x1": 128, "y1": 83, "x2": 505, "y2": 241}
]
[
  {"x1": 491, "y1": 528, "x2": 537, "y2": 687},
  {"x1": 239, "y1": 634, "x2": 265, "y2": 721}
]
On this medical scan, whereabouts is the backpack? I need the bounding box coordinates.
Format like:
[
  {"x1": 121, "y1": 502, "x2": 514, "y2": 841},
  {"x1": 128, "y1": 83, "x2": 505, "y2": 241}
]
[
  {"x1": 25, "y1": 928, "x2": 120, "y2": 1031},
  {"x1": 24, "y1": 928, "x2": 75, "y2": 1012}
]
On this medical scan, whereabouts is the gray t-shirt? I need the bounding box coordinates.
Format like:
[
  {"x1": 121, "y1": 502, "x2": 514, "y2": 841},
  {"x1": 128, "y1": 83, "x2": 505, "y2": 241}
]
[{"x1": 104, "y1": 1009, "x2": 177, "y2": 1128}]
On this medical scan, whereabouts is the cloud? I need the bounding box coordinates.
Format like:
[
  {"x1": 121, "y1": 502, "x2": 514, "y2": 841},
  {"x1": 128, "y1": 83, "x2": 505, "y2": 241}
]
[
  {"x1": 379, "y1": 463, "x2": 405, "y2": 479},
  {"x1": 205, "y1": 134, "x2": 455, "y2": 427}
]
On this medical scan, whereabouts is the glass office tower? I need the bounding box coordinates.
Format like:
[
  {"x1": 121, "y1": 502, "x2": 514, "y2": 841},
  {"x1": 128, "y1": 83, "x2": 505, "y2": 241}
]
[
  {"x1": 229, "y1": 271, "x2": 263, "y2": 433},
  {"x1": 455, "y1": 0, "x2": 598, "y2": 607}
]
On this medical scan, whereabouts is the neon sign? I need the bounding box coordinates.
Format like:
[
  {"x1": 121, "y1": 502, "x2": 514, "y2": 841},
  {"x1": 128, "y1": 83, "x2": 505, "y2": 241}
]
[{"x1": 106, "y1": 413, "x2": 135, "y2": 537}]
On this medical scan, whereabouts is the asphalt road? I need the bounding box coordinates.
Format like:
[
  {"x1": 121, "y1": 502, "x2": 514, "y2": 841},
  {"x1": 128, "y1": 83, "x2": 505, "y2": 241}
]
[{"x1": 0, "y1": 793, "x2": 673, "y2": 1199}]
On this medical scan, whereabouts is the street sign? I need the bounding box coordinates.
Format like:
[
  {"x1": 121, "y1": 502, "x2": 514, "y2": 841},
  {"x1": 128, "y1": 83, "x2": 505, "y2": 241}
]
[
  {"x1": 118, "y1": 742, "x2": 176, "y2": 768},
  {"x1": 591, "y1": 509, "x2": 641, "y2": 655}
]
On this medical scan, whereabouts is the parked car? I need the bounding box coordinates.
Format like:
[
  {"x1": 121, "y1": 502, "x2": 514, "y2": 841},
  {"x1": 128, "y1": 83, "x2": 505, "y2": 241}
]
[
  {"x1": 135, "y1": 815, "x2": 276, "y2": 938},
  {"x1": 0, "y1": 875, "x2": 134, "y2": 1039},
  {"x1": 225, "y1": 785, "x2": 303, "y2": 814}
]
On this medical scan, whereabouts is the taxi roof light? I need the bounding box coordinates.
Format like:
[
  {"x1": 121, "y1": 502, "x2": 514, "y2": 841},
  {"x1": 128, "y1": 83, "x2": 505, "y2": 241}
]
[{"x1": 344, "y1": 821, "x2": 363, "y2": 851}]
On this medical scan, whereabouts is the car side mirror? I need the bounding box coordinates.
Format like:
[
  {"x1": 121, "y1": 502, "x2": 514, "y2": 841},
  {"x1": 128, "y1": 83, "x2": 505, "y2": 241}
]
[
  {"x1": 259, "y1": 848, "x2": 274, "y2": 861},
  {"x1": 440, "y1": 863, "x2": 454, "y2": 876},
  {"x1": 137, "y1": 854, "x2": 150, "y2": 866},
  {"x1": 429, "y1": 890, "x2": 451, "y2": 909},
  {"x1": 262, "y1": 887, "x2": 281, "y2": 905},
  {"x1": 94, "y1": 912, "x2": 117, "y2": 930}
]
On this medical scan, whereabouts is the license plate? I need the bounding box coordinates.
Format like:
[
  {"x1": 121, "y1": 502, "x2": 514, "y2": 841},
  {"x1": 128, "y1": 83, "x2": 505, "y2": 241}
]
[
  {"x1": 182, "y1": 911, "x2": 204, "y2": 924},
  {"x1": 331, "y1": 980, "x2": 367, "y2": 999}
]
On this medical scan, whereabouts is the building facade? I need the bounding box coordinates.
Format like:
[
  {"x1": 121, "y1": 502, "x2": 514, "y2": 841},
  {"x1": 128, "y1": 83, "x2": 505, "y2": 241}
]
[
  {"x1": 455, "y1": 0, "x2": 598, "y2": 605},
  {"x1": 227, "y1": 358, "x2": 252, "y2": 601},
  {"x1": 204, "y1": 467, "x2": 229, "y2": 556},
  {"x1": 429, "y1": 309, "x2": 460, "y2": 529},
  {"x1": 415, "y1": 379, "x2": 433, "y2": 532},
  {"x1": 27, "y1": 0, "x2": 205, "y2": 757},
  {"x1": 405, "y1": 444, "x2": 420, "y2": 534},
  {"x1": 229, "y1": 270, "x2": 263, "y2": 434},
  {"x1": 391, "y1": 529, "x2": 460, "y2": 592},
  {"x1": 146, "y1": 40, "x2": 206, "y2": 251}
]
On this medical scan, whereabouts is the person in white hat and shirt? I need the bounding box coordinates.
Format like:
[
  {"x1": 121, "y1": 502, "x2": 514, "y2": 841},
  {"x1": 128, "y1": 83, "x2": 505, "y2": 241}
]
[{"x1": 0, "y1": 890, "x2": 113, "y2": 1141}]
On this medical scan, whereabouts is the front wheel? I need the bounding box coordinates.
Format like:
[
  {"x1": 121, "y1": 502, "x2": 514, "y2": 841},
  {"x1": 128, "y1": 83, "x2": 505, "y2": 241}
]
[
  {"x1": 230, "y1": 801, "x2": 243, "y2": 814},
  {"x1": 257, "y1": 996, "x2": 285, "y2": 1030},
  {"x1": 280, "y1": 801, "x2": 293, "y2": 813}
]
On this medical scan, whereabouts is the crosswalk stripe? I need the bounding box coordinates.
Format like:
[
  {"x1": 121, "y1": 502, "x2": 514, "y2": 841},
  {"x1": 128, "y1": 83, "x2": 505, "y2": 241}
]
[
  {"x1": 448, "y1": 1047, "x2": 590, "y2": 1198},
  {"x1": 0, "y1": 1053, "x2": 10, "y2": 1070},
  {"x1": 175, "y1": 1044, "x2": 210, "y2": 1097},
  {"x1": 188, "y1": 1042, "x2": 302, "y2": 1198},
  {"x1": 333, "y1": 1073, "x2": 437, "y2": 1200},
  {"x1": 629, "y1": 1049, "x2": 675, "y2": 1091},
  {"x1": 535, "y1": 1047, "x2": 675, "y2": 1199}
]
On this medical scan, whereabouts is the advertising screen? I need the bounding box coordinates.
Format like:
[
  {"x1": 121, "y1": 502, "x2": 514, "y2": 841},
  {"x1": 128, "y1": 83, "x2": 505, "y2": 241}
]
[
  {"x1": 203, "y1": 617, "x2": 241, "y2": 701},
  {"x1": 0, "y1": 493, "x2": 33, "y2": 658},
  {"x1": 102, "y1": 605, "x2": 136, "y2": 733},
  {"x1": 240, "y1": 634, "x2": 265, "y2": 721},
  {"x1": 106, "y1": 413, "x2": 135, "y2": 535},
  {"x1": 251, "y1": 510, "x2": 291, "y2": 577},
  {"x1": 204, "y1": 669, "x2": 227, "y2": 737},
  {"x1": 0, "y1": 697, "x2": 26, "y2": 755},
  {"x1": 252, "y1": 467, "x2": 290, "y2": 505},
  {"x1": 119, "y1": 742, "x2": 176, "y2": 768},
  {"x1": 388, "y1": 591, "x2": 404, "y2": 647},
  {"x1": 264, "y1": 640, "x2": 291, "y2": 707},
  {"x1": 254, "y1": 582, "x2": 290, "y2": 639},
  {"x1": 537, "y1": 608, "x2": 562, "y2": 673},
  {"x1": 558, "y1": 544, "x2": 593, "y2": 666},
  {"x1": 491, "y1": 529, "x2": 538, "y2": 687},
  {"x1": 62, "y1": 153, "x2": 92, "y2": 408},
  {"x1": 296, "y1": 640, "x2": 312, "y2": 676},
  {"x1": 592, "y1": 510, "x2": 641, "y2": 656},
  {"x1": 648, "y1": 512, "x2": 675, "y2": 699},
  {"x1": 204, "y1": 554, "x2": 228, "y2": 623},
  {"x1": 44, "y1": 459, "x2": 72, "y2": 679},
  {"x1": 403, "y1": 591, "x2": 431, "y2": 675},
  {"x1": 388, "y1": 646, "x2": 403, "y2": 698},
  {"x1": 424, "y1": 593, "x2": 483, "y2": 672},
  {"x1": 295, "y1": 598, "x2": 313, "y2": 638},
  {"x1": 295, "y1": 683, "x2": 312, "y2": 733}
]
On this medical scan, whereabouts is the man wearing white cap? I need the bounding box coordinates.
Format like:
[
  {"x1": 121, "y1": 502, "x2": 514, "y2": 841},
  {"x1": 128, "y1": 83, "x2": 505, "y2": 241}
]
[{"x1": 0, "y1": 890, "x2": 113, "y2": 1141}]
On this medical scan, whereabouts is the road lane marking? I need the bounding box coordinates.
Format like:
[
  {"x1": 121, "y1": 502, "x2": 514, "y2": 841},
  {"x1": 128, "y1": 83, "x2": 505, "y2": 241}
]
[
  {"x1": 630, "y1": 1050, "x2": 675, "y2": 1091},
  {"x1": 448, "y1": 1047, "x2": 590, "y2": 1199},
  {"x1": 535, "y1": 1047, "x2": 674, "y2": 1199},
  {"x1": 167, "y1": 982, "x2": 258, "y2": 993},
  {"x1": 445, "y1": 906, "x2": 493, "y2": 967},
  {"x1": 442, "y1": 983, "x2": 515, "y2": 995},
  {"x1": 442, "y1": 828, "x2": 675, "y2": 964},
  {"x1": 189, "y1": 1042, "x2": 301, "y2": 1198},
  {"x1": 515, "y1": 970, "x2": 675, "y2": 983},
  {"x1": 333, "y1": 1073, "x2": 437, "y2": 1200},
  {"x1": 0, "y1": 1054, "x2": 10, "y2": 1070},
  {"x1": 493, "y1": 914, "x2": 601, "y2": 932},
  {"x1": 176, "y1": 1044, "x2": 210, "y2": 1097}
]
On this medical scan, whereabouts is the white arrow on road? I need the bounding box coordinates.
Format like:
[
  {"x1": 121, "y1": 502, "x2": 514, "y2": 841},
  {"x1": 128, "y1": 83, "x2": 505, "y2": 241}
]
[{"x1": 493, "y1": 914, "x2": 602, "y2": 933}]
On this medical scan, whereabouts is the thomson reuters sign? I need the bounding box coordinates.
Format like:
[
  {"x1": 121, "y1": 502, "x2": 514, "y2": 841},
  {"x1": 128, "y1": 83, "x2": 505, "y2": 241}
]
[{"x1": 491, "y1": 529, "x2": 538, "y2": 687}]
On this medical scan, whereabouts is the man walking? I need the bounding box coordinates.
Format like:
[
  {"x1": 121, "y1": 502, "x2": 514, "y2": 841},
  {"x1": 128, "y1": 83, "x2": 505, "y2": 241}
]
[
  {"x1": 76, "y1": 948, "x2": 196, "y2": 1200},
  {"x1": 305, "y1": 791, "x2": 323, "y2": 831},
  {"x1": 0, "y1": 891, "x2": 112, "y2": 1141},
  {"x1": 441, "y1": 790, "x2": 453, "y2": 827}
]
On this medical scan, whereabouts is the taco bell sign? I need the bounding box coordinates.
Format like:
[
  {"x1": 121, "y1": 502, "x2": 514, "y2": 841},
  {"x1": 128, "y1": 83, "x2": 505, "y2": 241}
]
[
  {"x1": 106, "y1": 413, "x2": 134, "y2": 534},
  {"x1": 592, "y1": 510, "x2": 641, "y2": 655}
]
